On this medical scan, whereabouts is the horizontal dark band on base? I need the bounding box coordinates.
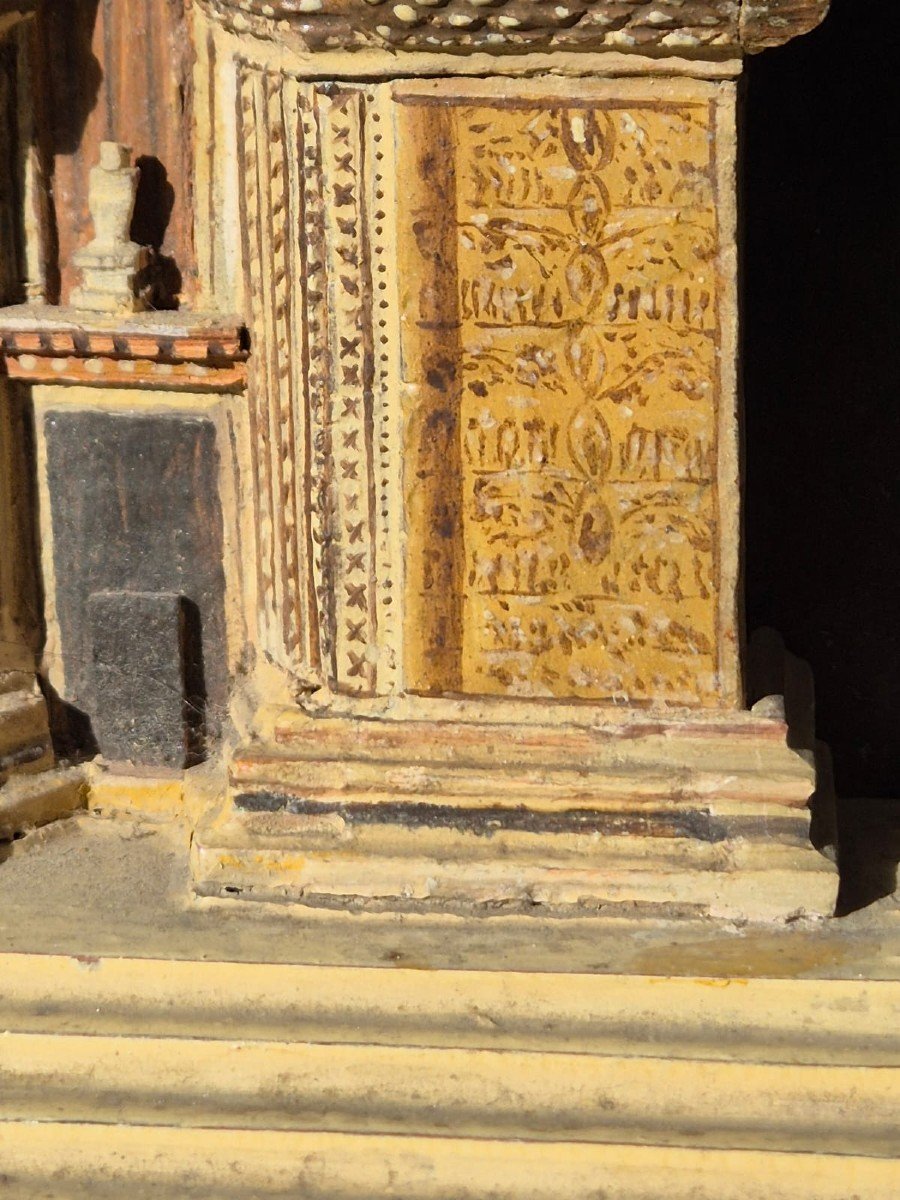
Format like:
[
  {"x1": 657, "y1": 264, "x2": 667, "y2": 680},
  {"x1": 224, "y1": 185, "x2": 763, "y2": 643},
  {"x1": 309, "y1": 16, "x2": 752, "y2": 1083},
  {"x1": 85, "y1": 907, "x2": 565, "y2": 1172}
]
[{"x1": 233, "y1": 791, "x2": 810, "y2": 844}]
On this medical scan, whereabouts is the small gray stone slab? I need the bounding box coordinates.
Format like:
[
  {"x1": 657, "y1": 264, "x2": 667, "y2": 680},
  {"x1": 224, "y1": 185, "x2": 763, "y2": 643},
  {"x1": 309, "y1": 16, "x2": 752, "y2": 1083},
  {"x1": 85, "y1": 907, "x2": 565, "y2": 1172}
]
[{"x1": 87, "y1": 590, "x2": 187, "y2": 770}]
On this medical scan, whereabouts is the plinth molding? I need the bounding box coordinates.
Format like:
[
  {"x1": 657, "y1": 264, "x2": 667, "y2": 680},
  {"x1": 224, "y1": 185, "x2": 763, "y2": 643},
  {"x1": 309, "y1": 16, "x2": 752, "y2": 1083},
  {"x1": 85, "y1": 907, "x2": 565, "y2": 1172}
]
[{"x1": 191, "y1": 699, "x2": 837, "y2": 920}]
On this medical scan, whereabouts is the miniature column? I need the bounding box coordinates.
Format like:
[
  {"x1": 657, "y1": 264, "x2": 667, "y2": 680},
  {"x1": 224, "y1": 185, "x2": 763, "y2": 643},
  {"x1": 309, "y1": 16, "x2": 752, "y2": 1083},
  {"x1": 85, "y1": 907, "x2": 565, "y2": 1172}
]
[{"x1": 71, "y1": 142, "x2": 148, "y2": 314}]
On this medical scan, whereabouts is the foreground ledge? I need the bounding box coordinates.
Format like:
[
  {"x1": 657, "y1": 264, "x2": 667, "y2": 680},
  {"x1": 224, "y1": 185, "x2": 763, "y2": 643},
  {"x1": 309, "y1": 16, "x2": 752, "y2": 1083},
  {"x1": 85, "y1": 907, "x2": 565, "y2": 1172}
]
[
  {"x1": 0, "y1": 944, "x2": 898, "y2": 1197},
  {"x1": 0, "y1": 1124, "x2": 894, "y2": 1200},
  {"x1": 0, "y1": 815, "x2": 897, "y2": 1198}
]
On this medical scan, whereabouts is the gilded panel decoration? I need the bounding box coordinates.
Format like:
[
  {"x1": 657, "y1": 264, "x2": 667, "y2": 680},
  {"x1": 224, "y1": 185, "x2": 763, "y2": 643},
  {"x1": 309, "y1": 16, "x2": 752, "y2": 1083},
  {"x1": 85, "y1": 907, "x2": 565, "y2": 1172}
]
[{"x1": 399, "y1": 81, "x2": 730, "y2": 706}]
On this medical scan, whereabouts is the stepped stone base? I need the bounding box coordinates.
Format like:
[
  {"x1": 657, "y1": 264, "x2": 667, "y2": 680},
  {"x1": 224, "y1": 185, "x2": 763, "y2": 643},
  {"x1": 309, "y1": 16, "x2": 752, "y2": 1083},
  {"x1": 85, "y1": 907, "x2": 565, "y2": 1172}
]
[
  {"x1": 192, "y1": 700, "x2": 837, "y2": 922},
  {"x1": 0, "y1": 672, "x2": 54, "y2": 779},
  {"x1": 0, "y1": 768, "x2": 87, "y2": 839},
  {"x1": 0, "y1": 671, "x2": 86, "y2": 839}
]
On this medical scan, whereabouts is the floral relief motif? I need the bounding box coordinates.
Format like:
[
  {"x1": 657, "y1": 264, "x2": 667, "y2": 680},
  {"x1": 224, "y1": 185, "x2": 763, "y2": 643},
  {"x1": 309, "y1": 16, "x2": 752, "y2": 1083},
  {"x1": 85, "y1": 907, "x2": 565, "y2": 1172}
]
[{"x1": 402, "y1": 93, "x2": 723, "y2": 704}]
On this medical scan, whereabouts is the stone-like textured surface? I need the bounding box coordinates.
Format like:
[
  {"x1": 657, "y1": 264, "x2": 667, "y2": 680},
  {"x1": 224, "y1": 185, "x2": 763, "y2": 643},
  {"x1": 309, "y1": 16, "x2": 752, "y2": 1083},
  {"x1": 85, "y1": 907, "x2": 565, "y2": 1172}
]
[
  {"x1": 86, "y1": 591, "x2": 188, "y2": 769},
  {"x1": 43, "y1": 411, "x2": 227, "y2": 756},
  {"x1": 202, "y1": 0, "x2": 829, "y2": 54}
]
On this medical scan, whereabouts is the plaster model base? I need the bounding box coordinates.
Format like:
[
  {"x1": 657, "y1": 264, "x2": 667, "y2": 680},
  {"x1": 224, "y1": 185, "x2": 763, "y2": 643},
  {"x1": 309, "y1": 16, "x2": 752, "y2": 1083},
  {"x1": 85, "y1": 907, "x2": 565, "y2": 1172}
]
[
  {"x1": 192, "y1": 700, "x2": 836, "y2": 921},
  {"x1": 1, "y1": 810, "x2": 896, "y2": 1200}
]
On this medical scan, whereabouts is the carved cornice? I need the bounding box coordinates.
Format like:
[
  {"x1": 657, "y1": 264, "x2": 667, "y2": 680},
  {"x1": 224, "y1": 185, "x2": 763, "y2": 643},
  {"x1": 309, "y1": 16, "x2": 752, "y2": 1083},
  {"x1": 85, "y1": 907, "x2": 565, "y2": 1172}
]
[
  {"x1": 202, "y1": 0, "x2": 829, "y2": 55},
  {"x1": 740, "y1": 0, "x2": 829, "y2": 53},
  {"x1": 0, "y1": 307, "x2": 248, "y2": 392}
]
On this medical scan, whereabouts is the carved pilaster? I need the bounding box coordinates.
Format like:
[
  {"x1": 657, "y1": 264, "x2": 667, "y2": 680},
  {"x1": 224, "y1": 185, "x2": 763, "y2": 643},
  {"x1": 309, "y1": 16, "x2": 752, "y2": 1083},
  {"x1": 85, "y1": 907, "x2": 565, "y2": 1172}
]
[
  {"x1": 237, "y1": 70, "x2": 389, "y2": 696},
  {"x1": 237, "y1": 65, "x2": 318, "y2": 684},
  {"x1": 193, "y1": 0, "x2": 837, "y2": 919}
]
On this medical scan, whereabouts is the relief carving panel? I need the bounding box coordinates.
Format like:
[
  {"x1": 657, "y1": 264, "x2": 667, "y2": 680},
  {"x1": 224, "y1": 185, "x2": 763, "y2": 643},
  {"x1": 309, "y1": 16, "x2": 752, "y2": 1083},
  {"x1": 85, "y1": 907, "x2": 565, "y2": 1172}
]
[
  {"x1": 238, "y1": 69, "x2": 382, "y2": 694},
  {"x1": 237, "y1": 70, "x2": 734, "y2": 707},
  {"x1": 399, "y1": 81, "x2": 731, "y2": 705}
]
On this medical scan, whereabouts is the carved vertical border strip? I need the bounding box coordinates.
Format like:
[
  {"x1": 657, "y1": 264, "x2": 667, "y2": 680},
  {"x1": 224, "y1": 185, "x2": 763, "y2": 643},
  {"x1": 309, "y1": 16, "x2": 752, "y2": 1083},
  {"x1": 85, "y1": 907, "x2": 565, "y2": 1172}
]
[
  {"x1": 238, "y1": 70, "x2": 384, "y2": 696},
  {"x1": 261, "y1": 69, "x2": 302, "y2": 668},
  {"x1": 366, "y1": 86, "x2": 402, "y2": 693},
  {"x1": 236, "y1": 62, "x2": 318, "y2": 683},
  {"x1": 280, "y1": 74, "x2": 322, "y2": 678},
  {"x1": 236, "y1": 65, "x2": 270, "y2": 667},
  {"x1": 712, "y1": 83, "x2": 741, "y2": 706},
  {"x1": 317, "y1": 87, "x2": 378, "y2": 695},
  {"x1": 298, "y1": 86, "x2": 333, "y2": 680}
]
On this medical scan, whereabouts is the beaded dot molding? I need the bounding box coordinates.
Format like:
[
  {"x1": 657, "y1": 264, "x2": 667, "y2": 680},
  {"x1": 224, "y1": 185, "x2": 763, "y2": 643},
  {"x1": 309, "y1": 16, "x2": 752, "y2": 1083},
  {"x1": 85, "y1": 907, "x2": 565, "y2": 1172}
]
[
  {"x1": 201, "y1": 0, "x2": 829, "y2": 55},
  {"x1": 0, "y1": 319, "x2": 248, "y2": 392}
]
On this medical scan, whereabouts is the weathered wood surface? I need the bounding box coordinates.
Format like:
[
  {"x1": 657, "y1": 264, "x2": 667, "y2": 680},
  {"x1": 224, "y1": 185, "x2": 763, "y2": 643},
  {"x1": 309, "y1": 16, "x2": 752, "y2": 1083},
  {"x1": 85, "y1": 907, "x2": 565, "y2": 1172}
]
[
  {"x1": 203, "y1": 0, "x2": 829, "y2": 54},
  {"x1": 36, "y1": 0, "x2": 194, "y2": 305}
]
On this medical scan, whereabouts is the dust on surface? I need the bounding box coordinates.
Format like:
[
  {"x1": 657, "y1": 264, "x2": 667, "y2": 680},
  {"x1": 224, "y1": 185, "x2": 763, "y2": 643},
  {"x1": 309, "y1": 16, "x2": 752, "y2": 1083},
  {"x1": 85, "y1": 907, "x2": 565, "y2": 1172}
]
[{"x1": 1, "y1": 809, "x2": 899, "y2": 978}]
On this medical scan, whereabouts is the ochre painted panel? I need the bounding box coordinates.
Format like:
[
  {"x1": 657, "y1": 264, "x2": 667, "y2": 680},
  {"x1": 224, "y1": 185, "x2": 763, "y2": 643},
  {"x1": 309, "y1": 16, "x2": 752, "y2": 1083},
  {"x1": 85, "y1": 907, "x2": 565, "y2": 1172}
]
[{"x1": 399, "y1": 81, "x2": 727, "y2": 706}]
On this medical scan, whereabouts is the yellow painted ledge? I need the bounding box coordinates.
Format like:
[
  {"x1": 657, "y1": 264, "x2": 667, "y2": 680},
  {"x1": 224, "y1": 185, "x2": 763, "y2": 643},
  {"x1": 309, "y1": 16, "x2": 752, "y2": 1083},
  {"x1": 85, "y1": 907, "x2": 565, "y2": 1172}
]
[
  {"x1": 0, "y1": 951, "x2": 898, "y2": 1198},
  {"x1": 2, "y1": 953, "x2": 899, "y2": 1065},
  {"x1": 2, "y1": 1030, "x2": 897, "y2": 1154},
  {"x1": 0, "y1": 1124, "x2": 897, "y2": 1200}
]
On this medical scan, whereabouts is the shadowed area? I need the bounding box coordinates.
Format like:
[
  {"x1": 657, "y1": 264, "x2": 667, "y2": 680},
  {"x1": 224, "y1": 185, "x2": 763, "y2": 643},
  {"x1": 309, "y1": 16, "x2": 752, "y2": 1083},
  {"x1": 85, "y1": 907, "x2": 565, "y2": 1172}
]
[{"x1": 743, "y1": 0, "x2": 900, "y2": 802}]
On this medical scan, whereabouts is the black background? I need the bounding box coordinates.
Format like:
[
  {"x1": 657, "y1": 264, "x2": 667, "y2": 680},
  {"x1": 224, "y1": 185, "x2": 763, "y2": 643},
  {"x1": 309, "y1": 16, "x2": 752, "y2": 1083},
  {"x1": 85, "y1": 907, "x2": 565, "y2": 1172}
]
[{"x1": 743, "y1": 0, "x2": 900, "y2": 801}]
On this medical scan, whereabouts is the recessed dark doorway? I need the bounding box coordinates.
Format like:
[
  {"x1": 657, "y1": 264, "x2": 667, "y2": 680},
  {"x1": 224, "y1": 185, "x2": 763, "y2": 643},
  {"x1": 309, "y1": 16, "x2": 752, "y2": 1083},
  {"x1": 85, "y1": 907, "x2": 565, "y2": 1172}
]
[{"x1": 743, "y1": 0, "x2": 900, "y2": 803}]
